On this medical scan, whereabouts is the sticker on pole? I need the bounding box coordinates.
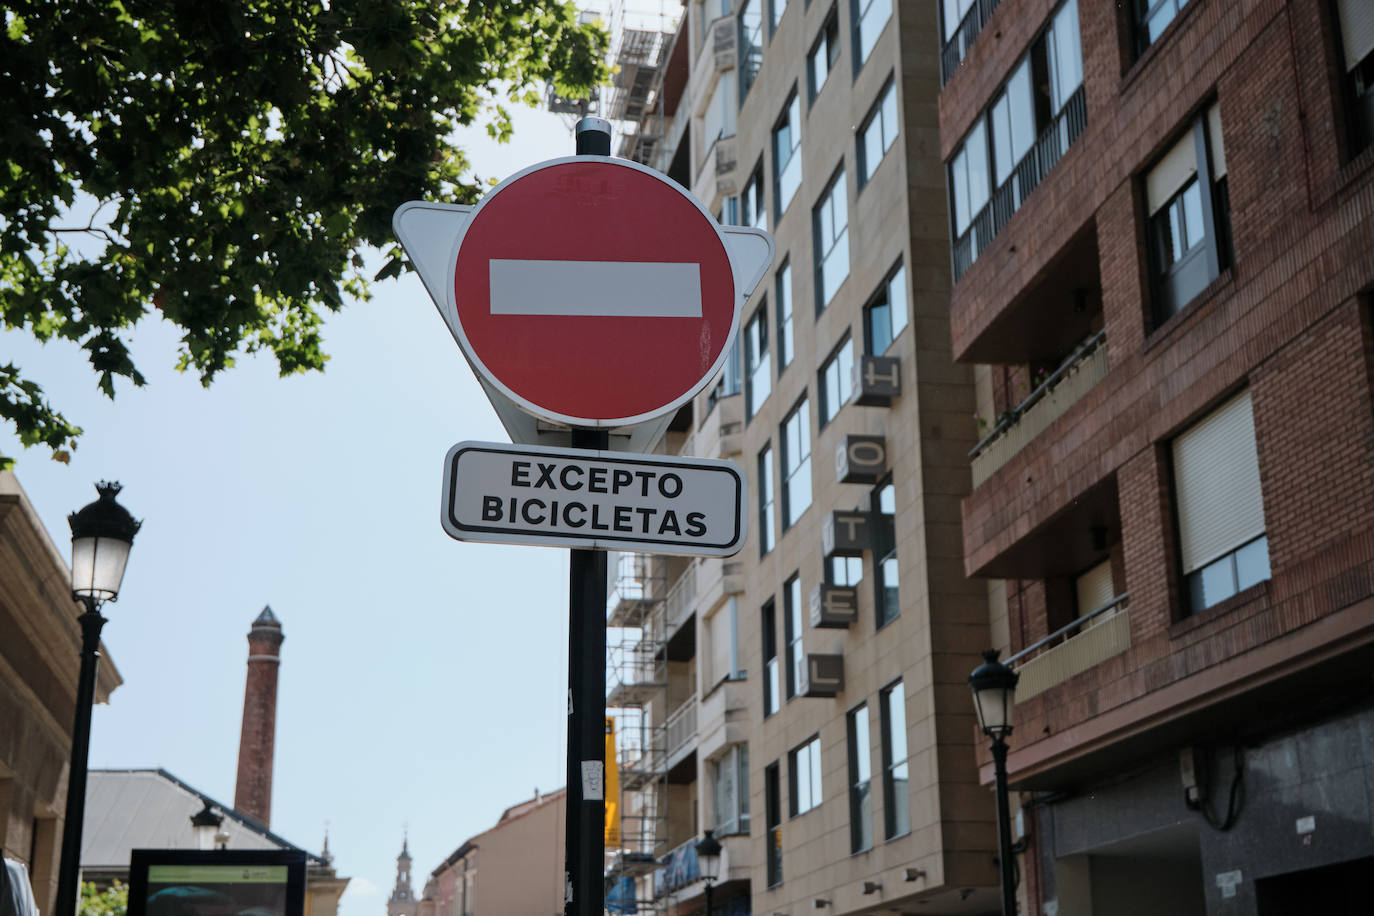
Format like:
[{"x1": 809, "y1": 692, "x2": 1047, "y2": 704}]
[
  {"x1": 394, "y1": 157, "x2": 774, "y2": 429},
  {"x1": 440, "y1": 441, "x2": 747, "y2": 557}
]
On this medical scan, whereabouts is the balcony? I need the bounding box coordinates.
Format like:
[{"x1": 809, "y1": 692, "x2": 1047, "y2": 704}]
[
  {"x1": 665, "y1": 562, "x2": 698, "y2": 637},
  {"x1": 953, "y1": 85, "x2": 1087, "y2": 282},
  {"x1": 665, "y1": 697, "x2": 699, "y2": 768},
  {"x1": 970, "y1": 329, "x2": 1108, "y2": 486},
  {"x1": 940, "y1": 0, "x2": 1001, "y2": 86},
  {"x1": 685, "y1": 387, "x2": 743, "y2": 459},
  {"x1": 1010, "y1": 594, "x2": 1131, "y2": 701}
]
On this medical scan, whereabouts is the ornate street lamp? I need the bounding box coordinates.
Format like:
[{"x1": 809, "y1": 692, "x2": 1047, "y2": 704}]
[
  {"x1": 969, "y1": 649, "x2": 1020, "y2": 916},
  {"x1": 54, "y1": 482, "x2": 140, "y2": 916},
  {"x1": 191, "y1": 802, "x2": 228, "y2": 850},
  {"x1": 694, "y1": 830, "x2": 722, "y2": 916}
]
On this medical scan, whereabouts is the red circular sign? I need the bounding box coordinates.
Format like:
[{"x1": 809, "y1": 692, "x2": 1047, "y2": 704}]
[{"x1": 448, "y1": 157, "x2": 738, "y2": 428}]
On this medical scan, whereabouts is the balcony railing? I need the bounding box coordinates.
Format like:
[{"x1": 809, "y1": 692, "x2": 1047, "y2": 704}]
[
  {"x1": 665, "y1": 563, "x2": 698, "y2": 633},
  {"x1": 654, "y1": 837, "x2": 701, "y2": 897},
  {"x1": 953, "y1": 85, "x2": 1087, "y2": 281},
  {"x1": 1008, "y1": 593, "x2": 1130, "y2": 701},
  {"x1": 666, "y1": 697, "x2": 698, "y2": 759},
  {"x1": 970, "y1": 329, "x2": 1108, "y2": 486},
  {"x1": 940, "y1": 0, "x2": 1001, "y2": 86}
]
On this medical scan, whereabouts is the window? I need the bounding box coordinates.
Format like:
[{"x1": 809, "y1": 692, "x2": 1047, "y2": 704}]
[
  {"x1": 808, "y1": 9, "x2": 840, "y2": 103},
  {"x1": 712, "y1": 333, "x2": 743, "y2": 403},
  {"x1": 758, "y1": 444, "x2": 776, "y2": 555},
  {"x1": 1335, "y1": 0, "x2": 1374, "y2": 155},
  {"x1": 847, "y1": 704, "x2": 873, "y2": 853},
  {"x1": 872, "y1": 479, "x2": 898, "y2": 627},
  {"x1": 770, "y1": 0, "x2": 788, "y2": 32},
  {"x1": 819, "y1": 335, "x2": 854, "y2": 425},
  {"x1": 762, "y1": 598, "x2": 780, "y2": 716},
  {"x1": 788, "y1": 735, "x2": 823, "y2": 816},
  {"x1": 703, "y1": 70, "x2": 739, "y2": 148},
  {"x1": 712, "y1": 744, "x2": 751, "y2": 835},
  {"x1": 783, "y1": 573, "x2": 804, "y2": 698},
  {"x1": 774, "y1": 92, "x2": 803, "y2": 216},
  {"x1": 715, "y1": 195, "x2": 740, "y2": 225},
  {"x1": 1075, "y1": 559, "x2": 1116, "y2": 624},
  {"x1": 781, "y1": 398, "x2": 813, "y2": 527},
  {"x1": 707, "y1": 597, "x2": 742, "y2": 685},
  {"x1": 743, "y1": 160, "x2": 768, "y2": 230},
  {"x1": 880, "y1": 680, "x2": 909, "y2": 839},
  {"x1": 947, "y1": 0, "x2": 1085, "y2": 281},
  {"x1": 858, "y1": 79, "x2": 899, "y2": 186},
  {"x1": 1147, "y1": 104, "x2": 1230, "y2": 321},
  {"x1": 1133, "y1": 0, "x2": 1189, "y2": 56},
  {"x1": 776, "y1": 259, "x2": 795, "y2": 369},
  {"x1": 813, "y1": 167, "x2": 850, "y2": 309},
  {"x1": 701, "y1": 0, "x2": 733, "y2": 49},
  {"x1": 765, "y1": 762, "x2": 783, "y2": 886},
  {"x1": 829, "y1": 554, "x2": 863, "y2": 586},
  {"x1": 740, "y1": 0, "x2": 763, "y2": 98},
  {"x1": 745, "y1": 305, "x2": 772, "y2": 419},
  {"x1": 863, "y1": 262, "x2": 908, "y2": 354},
  {"x1": 851, "y1": 0, "x2": 892, "y2": 70},
  {"x1": 939, "y1": 0, "x2": 980, "y2": 84},
  {"x1": 1172, "y1": 389, "x2": 1270, "y2": 614}
]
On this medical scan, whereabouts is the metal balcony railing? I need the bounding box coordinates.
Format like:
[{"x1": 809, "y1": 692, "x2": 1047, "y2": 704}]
[
  {"x1": 665, "y1": 698, "x2": 698, "y2": 759},
  {"x1": 940, "y1": 0, "x2": 1001, "y2": 86},
  {"x1": 665, "y1": 563, "x2": 698, "y2": 633},
  {"x1": 1008, "y1": 593, "x2": 1131, "y2": 701},
  {"x1": 970, "y1": 329, "x2": 1108, "y2": 485}
]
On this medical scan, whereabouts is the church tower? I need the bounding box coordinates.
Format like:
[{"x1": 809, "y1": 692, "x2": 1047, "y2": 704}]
[{"x1": 386, "y1": 835, "x2": 418, "y2": 916}]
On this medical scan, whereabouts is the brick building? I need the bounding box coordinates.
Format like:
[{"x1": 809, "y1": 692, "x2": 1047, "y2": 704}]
[{"x1": 938, "y1": 0, "x2": 1374, "y2": 912}]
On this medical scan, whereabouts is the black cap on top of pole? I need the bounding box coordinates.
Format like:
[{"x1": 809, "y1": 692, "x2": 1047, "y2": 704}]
[{"x1": 575, "y1": 117, "x2": 612, "y2": 156}]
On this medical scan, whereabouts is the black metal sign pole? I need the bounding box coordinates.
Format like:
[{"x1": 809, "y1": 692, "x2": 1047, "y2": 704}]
[{"x1": 565, "y1": 117, "x2": 612, "y2": 916}]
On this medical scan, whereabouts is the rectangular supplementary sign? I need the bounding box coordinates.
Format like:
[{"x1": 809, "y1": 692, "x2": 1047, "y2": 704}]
[
  {"x1": 488, "y1": 260, "x2": 702, "y2": 317},
  {"x1": 441, "y1": 441, "x2": 747, "y2": 557}
]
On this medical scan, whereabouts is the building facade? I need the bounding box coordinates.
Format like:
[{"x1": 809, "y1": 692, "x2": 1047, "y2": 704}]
[
  {"x1": 601, "y1": 0, "x2": 1004, "y2": 911},
  {"x1": 0, "y1": 471, "x2": 122, "y2": 916},
  {"x1": 937, "y1": 0, "x2": 1374, "y2": 913}
]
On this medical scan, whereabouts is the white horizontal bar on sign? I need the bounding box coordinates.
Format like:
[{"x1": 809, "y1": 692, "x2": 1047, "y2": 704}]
[{"x1": 488, "y1": 259, "x2": 702, "y2": 317}]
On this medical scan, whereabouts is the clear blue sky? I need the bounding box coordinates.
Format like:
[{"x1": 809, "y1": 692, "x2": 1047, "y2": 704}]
[{"x1": 3, "y1": 101, "x2": 590, "y2": 916}]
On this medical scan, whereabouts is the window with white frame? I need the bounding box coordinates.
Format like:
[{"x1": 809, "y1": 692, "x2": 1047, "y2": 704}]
[
  {"x1": 707, "y1": 596, "x2": 742, "y2": 686},
  {"x1": 715, "y1": 195, "x2": 740, "y2": 225},
  {"x1": 774, "y1": 92, "x2": 803, "y2": 216},
  {"x1": 758, "y1": 443, "x2": 776, "y2": 555},
  {"x1": 813, "y1": 167, "x2": 849, "y2": 309},
  {"x1": 1147, "y1": 104, "x2": 1231, "y2": 322},
  {"x1": 1172, "y1": 389, "x2": 1270, "y2": 615},
  {"x1": 776, "y1": 259, "x2": 795, "y2": 369},
  {"x1": 762, "y1": 597, "x2": 780, "y2": 716},
  {"x1": 703, "y1": 70, "x2": 738, "y2": 149},
  {"x1": 880, "y1": 680, "x2": 909, "y2": 838},
  {"x1": 781, "y1": 397, "x2": 812, "y2": 527},
  {"x1": 743, "y1": 160, "x2": 768, "y2": 230},
  {"x1": 783, "y1": 573, "x2": 803, "y2": 699},
  {"x1": 808, "y1": 8, "x2": 840, "y2": 103},
  {"x1": 829, "y1": 554, "x2": 863, "y2": 586},
  {"x1": 788, "y1": 734, "x2": 823, "y2": 816},
  {"x1": 770, "y1": 0, "x2": 788, "y2": 32},
  {"x1": 847, "y1": 703, "x2": 873, "y2": 853},
  {"x1": 859, "y1": 78, "x2": 899, "y2": 186},
  {"x1": 818, "y1": 335, "x2": 853, "y2": 426},
  {"x1": 851, "y1": 0, "x2": 892, "y2": 70},
  {"x1": 946, "y1": 0, "x2": 1084, "y2": 281},
  {"x1": 745, "y1": 304, "x2": 772, "y2": 419},
  {"x1": 740, "y1": 0, "x2": 763, "y2": 97},
  {"x1": 1133, "y1": 0, "x2": 1189, "y2": 56},
  {"x1": 712, "y1": 744, "x2": 751, "y2": 835},
  {"x1": 940, "y1": 0, "x2": 979, "y2": 80},
  {"x1": 864, "y1": 262, "x2": 908, "y2": 354},
  {"x1": 1334, "y1": 0, "x2": 1374, "y2": 154}
]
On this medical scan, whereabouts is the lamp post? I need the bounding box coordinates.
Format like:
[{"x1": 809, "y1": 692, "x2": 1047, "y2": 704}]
[
  {"x1": 54, "y1": 482, "x2": 140, "y2": 916},
  {"x1": 694, "y1": 830, "x2": 722, "y2": 916},
  {"x1": 191, "y1": 802, "x2": 227, "y2": 850},
  {"x1": 968, "y1": 649, "x2": 1020, "y2": 916}
]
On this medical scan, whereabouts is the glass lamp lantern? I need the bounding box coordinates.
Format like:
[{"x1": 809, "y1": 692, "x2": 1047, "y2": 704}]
[
  {"x1": 968, "y1": 649, "x2": 1019, "y2": 740},
  {"x1": 68, "y1": 482, "x2": 141, "y2": 603},
  {"x1": 695, "y1": 829, "x2": 722, "y2": 884}
]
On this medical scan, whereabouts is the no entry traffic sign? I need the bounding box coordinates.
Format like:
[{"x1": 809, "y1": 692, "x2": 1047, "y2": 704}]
[
  {"x1": 441, "y1": 441, "x2": 747, "y2": 556},
  {"x1": 395, "y1": 157, "x2": 773, "y2": 431}
]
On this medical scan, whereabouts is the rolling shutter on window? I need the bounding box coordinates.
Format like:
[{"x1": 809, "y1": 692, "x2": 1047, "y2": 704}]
[
  {"x1": 1207, "y1": 104, "x2": 1226, "y2": 179},
  {"x1": 1075, "y1": 559, "x2": 1115, "y2": 618},
  {"x1": 1146, "y1": 127, "x2": 1198, "y2": 216},
  {"x1": 708, "y1": 604, "x2": 732, "y2": 686},
  {"x1": 1172, "y1": 390, "x2": 1266, "y2": 574},
  {"x1": 1337, "y1": 0, "x2": 1374, "y2": 71}
]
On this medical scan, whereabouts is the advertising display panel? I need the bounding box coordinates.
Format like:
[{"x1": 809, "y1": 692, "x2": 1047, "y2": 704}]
[{"x1": 128, "y1": 850, "x2": 306, "y2": 916}]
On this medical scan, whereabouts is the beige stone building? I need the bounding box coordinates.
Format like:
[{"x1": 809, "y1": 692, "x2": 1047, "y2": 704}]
[
  {"x1": 599, "y1": 0, "x2": 1000, "y2": 912},
  {"x1": 0, "y1": 471, "x2": 122, "y2": 915}
]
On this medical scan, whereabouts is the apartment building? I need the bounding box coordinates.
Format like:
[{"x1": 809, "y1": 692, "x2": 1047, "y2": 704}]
[
  {"x1": 600, "y1": 0, "x2": 1004, "y2": 911},
  {"x1": 938, "y1": 0, "x2": 1374, "y2": 913}
]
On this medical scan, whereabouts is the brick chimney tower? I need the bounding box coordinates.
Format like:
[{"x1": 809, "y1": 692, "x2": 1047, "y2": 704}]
[{"x1": 234, "y1": 606, "x2": 283, "y2": 826}]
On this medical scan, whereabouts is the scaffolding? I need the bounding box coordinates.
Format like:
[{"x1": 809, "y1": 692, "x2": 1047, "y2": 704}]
[{"x1": 605, "y1": 551, "x2": 670, "y2": 914}]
